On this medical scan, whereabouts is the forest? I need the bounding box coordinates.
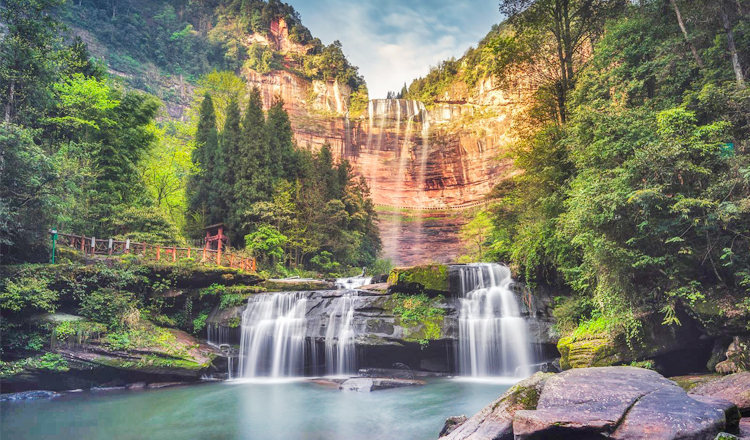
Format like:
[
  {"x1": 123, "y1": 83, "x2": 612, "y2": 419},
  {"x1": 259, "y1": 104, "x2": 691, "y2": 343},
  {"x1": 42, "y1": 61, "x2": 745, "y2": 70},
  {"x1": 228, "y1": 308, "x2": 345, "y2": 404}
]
[
  {"x1": 0, "y1": 0, "x2": 380, "y2": 276},
  {"x1": 419, "y1": 0, "x2": 750, "y2": 346}
]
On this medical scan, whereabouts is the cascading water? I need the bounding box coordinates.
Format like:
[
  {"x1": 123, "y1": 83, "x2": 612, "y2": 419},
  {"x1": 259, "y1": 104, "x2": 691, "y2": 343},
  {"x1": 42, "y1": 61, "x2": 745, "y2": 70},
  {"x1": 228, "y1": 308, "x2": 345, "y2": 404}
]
[
  {"x1": 457, "y1": 263, "x2": 533, "y2": 377},
  {"x1": 237, "y1": 292, "x2": 359, "y2": 378},
  {"x1": 238, "y1": 293, "x2": 308, "y2": 377},
  {"x1": 324, "y1": 293, "x2": 357, "y2": 376}
]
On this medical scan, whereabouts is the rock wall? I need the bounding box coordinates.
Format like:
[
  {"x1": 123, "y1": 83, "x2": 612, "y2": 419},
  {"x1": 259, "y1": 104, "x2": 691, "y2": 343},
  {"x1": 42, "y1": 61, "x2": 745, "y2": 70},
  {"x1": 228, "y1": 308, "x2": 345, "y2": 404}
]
[{"x1": 242, "y1": 64, "x2": 532, "y2": 264}]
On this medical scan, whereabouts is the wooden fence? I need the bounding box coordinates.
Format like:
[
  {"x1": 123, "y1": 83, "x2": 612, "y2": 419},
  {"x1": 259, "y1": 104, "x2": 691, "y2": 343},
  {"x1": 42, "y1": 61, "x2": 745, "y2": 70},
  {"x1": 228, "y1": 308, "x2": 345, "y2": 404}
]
[{"x1": 55, "y1": 232, "x2": 256, "y2": 272}]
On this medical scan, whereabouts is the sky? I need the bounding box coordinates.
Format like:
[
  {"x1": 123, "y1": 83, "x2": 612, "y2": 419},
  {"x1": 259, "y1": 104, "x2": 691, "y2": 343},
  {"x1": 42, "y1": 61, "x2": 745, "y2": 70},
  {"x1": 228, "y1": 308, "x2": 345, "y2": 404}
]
[{"x1": 291, "y1": 0, "x2": 503, "y2": 99}]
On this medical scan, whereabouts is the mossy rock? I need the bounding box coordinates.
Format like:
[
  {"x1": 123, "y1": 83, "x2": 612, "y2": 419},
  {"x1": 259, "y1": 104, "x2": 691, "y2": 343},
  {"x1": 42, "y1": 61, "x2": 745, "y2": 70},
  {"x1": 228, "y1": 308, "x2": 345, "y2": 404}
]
[
  {"x1": 387, "y1": 264, "x2": 449, "y2": 295},
  {"x1": 557, "y1": 336, "x2": 620, "y2": 370},
  {"x1": 557, "y1": 314, "x2": 695, "y2": 370}
]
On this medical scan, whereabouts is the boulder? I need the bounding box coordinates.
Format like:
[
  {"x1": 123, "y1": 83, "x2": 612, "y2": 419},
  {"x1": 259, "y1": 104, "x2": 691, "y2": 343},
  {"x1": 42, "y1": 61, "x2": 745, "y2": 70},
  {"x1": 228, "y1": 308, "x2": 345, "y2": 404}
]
[
  {"x1": 338, "y1": 377, "x2": 425, "y2": 392},
  {"x1": 715, "y1": 337, "x2": 750, "y2": 375},
  {"x1": 440, "y1": 416, "x2": 468, "y2": 437},
  {"x1": 441, "y1": 372, "x2": 553, "y2": 439},
  {"x1": 740, "y1": 418, "x2": 750, "y2": 438},
  {"x1": 691, "y1": 373, "x2": 750, "y2": 415},
  {"x1": 512, "y1": 367, "x2": 734, "y2": 440}
]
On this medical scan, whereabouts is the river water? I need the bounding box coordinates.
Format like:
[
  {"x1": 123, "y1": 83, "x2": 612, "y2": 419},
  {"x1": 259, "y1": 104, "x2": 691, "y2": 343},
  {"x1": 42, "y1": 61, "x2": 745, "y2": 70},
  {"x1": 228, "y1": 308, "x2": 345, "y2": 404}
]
[{"x1": 1, "y1": 378, "x2": 512, "y2": 440}]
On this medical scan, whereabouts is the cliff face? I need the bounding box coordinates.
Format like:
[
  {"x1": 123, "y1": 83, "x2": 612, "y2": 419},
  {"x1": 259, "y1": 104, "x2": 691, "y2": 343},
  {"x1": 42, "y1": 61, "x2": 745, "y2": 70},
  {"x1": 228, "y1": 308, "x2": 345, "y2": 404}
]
[{"x1": 242, "y1": 45, "x2": 532, "y2": 264}]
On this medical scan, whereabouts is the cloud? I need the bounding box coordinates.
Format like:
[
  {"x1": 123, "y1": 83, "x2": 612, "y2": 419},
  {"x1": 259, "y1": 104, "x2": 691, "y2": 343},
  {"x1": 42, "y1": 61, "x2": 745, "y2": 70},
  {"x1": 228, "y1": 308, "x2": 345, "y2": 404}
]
[{"x1": 291, "y1": 0, "x2": 502, "y2": 98}]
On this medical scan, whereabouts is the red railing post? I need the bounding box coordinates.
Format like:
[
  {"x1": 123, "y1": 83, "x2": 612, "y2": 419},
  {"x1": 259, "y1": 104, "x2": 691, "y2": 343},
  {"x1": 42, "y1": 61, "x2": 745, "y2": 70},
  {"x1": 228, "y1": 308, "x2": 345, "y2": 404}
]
[
  {"x1": 172, "y1": 245, "x2": 176, "y2": 262},
  {"x1": 156, "y1": 245, "x2": 160, "y2": 261}
]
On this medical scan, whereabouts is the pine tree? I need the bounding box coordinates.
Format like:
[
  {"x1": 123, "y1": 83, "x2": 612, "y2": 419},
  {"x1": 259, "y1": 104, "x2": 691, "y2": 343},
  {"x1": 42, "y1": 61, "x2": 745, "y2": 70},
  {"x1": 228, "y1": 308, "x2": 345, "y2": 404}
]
[
  {"x1": 231, "y1": 87, "x2": 268, "y2": 240},
  {"x1": 217, "y1": 97, "x2": 241, "y2": 229},
  {"x1": 187, "y1": 93, "x2": 219, "y2": 225},
  {"x1": 265, "y1": 96, "x2": 297, "y2": 181}
]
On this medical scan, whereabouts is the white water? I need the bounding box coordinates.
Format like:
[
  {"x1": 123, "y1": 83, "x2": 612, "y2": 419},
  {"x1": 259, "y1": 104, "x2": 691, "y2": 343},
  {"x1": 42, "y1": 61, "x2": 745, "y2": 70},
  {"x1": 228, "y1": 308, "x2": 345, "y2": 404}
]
[
  {"x1": 457, "y1": 263, "x2": 533, "y2": 377},
  {"x1": 335, "y1": 276, "x2": 372, "y2": 289},
  {"x1": 238, "y1": 292, "x2": 359, "y2": 377},
  {"x1": 238, "y1": 293, "x2": 308, "y2": 377},
  {"x1": 324, "y1": 293, "x2": 357, "y2": 376}
]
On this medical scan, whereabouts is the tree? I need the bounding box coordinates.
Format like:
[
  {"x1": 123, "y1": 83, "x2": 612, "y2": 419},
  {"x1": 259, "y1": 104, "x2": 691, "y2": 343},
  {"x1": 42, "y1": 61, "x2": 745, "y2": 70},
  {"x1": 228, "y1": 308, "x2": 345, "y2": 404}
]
[
  {"x1": 187, "y1": 93, "x2": 219, "y2": 226},
  {"x1": 265, "y1": 96, "x2": 297, "y2": 180},
  {"x1": 216, "y1": 96, "x2": 241, "y2": 228},
  {"x1": 0, "y1": 0, "x2": 64, "y2": 124},
  {"x1": 499, "y1": 0, "x2": 625, "y2": 123},
  {"x1": 232, "y1": 86, "x2": 268, "y2": 240}
]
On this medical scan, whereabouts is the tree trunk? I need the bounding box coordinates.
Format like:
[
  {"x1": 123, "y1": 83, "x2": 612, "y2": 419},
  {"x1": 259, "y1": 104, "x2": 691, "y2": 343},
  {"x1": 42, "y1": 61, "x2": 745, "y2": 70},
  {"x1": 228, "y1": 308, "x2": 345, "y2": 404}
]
[
  {"x1": 721, "y1": 0, "x2": 746, "y2": 88},
  {"x1": 670, "y1": 0, "x2": 705, "y2": 68},
  {"x1": 4, "y1": 81, "x2": 14, "y2": 123}
]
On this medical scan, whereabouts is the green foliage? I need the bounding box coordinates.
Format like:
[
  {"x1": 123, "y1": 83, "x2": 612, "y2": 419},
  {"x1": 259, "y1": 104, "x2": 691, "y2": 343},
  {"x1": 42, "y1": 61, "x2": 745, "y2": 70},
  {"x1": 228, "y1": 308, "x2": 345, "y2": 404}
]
[
  {"x1": 245, "y1": 224, "x2": 288, "y2": 265},
  {"x1": 78, "y1": 288, "x2": 136, "y2": 329},
  {"x1": 192, "y1": 310, "x2": 210, "y2": 334},
  {"x1": 109, "y1": 206, "x2": 182, "y2": 245},
  {"x1": 392, "y1": 293, "x2": 446, "y2": 324},
  {"x1": 23, "y1": 353, "x2": 69, "y2": 372},
  {"x1": 480, "y1": 1, "x2": 750, "y2": 347},
  {"x1": 392, "y1": 293, "x2": 446, "y2": 348},
  {"x1": 0, "y1": 274, "x2": 58, "y2": 313}
]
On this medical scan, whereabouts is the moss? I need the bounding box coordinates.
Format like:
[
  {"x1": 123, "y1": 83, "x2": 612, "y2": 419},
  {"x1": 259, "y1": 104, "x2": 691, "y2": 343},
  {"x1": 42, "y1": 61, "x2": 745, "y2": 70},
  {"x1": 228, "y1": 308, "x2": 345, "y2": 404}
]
[
  {"x1": 387, "y1": 264, "x2": 449, "y2": 293},
  {"x1": 557, "y1": 335, "x2": 619, "y2": 369},
  {"x1": 263, "y1": 279, "x2": 332, "y2": 291},
  {"x1": 669, "y1": 374, "x2": 722, "y2": 392},
  {"x1": 491, "y1": 372, "x2": 554, "y2": 411},
  {"x1": 93, "y1": 354, "x2": 206, "y2": 372}
]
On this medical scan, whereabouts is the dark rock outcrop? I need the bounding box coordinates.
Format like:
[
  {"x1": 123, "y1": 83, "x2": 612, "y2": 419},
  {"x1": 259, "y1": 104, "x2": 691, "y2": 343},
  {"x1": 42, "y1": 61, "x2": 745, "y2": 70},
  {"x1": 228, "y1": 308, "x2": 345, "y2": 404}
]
[{"x1": 443, "y1": 367, "x2": 740, "y2": 440}]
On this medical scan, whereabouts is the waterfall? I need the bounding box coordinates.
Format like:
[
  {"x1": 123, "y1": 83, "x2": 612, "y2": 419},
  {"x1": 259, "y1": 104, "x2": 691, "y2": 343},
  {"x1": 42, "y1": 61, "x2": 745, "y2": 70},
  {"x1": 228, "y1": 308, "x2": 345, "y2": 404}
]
[
  {"x1": 237, "y1": 292, "x2": 359, "y2": 378},
  {"x1": 238, "y1": 293, "x2": 308, "y2": 377},
  {"x1": 456, "y1": 263, "x2": 533, "y2": 377},
  {"x1": 324, "y1": 294, "x2": 357, "y2": 376}
]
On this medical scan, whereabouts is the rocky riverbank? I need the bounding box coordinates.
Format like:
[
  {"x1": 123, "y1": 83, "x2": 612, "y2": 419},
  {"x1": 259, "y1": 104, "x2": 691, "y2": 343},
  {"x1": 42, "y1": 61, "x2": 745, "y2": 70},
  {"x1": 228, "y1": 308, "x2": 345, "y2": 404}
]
[{"x1": 440, "y1": 367, "x2": 750, "y2": 440}]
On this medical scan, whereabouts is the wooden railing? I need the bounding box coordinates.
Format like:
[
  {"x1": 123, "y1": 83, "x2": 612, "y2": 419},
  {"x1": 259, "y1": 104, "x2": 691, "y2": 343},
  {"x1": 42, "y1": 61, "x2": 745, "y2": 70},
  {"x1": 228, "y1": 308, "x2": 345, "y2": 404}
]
[{"x1": 55, "y1": 232, "x2": 256, "y2": 272}]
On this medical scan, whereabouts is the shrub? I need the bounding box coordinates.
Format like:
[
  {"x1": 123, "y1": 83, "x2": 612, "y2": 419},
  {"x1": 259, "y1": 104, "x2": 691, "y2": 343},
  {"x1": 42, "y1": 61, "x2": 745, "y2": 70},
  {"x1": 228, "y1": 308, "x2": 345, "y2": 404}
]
[
  {"x1": 79, "y1": 288, "x2": 136, "y2": 329},
  {"x1": 0, "y1": 275, "x2": 58, "y2": 313}
]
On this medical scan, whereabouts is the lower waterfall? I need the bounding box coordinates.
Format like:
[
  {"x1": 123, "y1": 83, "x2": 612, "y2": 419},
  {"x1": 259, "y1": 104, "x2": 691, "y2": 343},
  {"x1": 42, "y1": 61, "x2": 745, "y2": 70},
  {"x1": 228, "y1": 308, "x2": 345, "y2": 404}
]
[
  {"x1": 237, "y1": 292, "x2": 358, "y2": 378},
  {"x1": 238, "y1": 293, "x2": 308, "y2": 377},
  {"x1": 324, "y1": 293, "x2": 356, "y2": 376},
  {"x1": 456, "y1": 263, "x2": 533, "y2": 377}
]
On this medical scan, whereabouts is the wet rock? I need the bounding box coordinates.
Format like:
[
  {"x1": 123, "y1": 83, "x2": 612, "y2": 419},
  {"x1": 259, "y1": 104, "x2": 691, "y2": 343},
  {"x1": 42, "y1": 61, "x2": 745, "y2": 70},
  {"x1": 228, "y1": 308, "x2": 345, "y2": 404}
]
[
  {"x1": 441, "y1": 372, "x2": 553, "y2": 440},
  {"x1": 146, "y1": 382, "x2": 186, "y2": 389},
  {"x1": 690, "y1": 395, "x2": 741, "y2": 434},
  {"x1": 740, "y1": 418, "x2": 750, "y2": 438},
  {"x1": 440, "y1": 416, "x2": 467, "y2": 437},
  {"x1": 691, "y1": 373, "x2": 750, "y2": 415},
  {"x1": 126, "y1": 382, "x2": 147, "y2": 390},
  {"x1": 91, "y1": 386, "x2": 127, "y2": 392},
  {"x1": 338, "y1": 377, "x2": 425, "y2": 392},
  {"x1": 512, "y1": 367, "x2": 732, "y2": 440},
  {"x1": 339, "y1": 378, "x2": 373, "y2": 392},
  {"x1": 0, "y1": 390, "x2": 61, "y2": 401}
]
